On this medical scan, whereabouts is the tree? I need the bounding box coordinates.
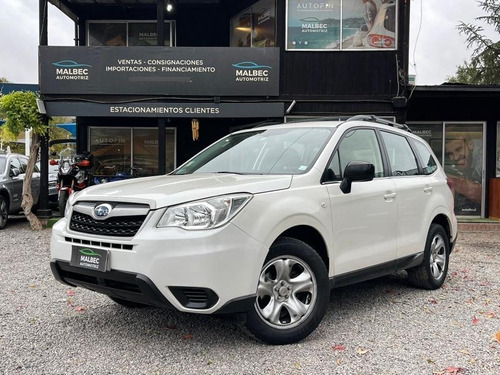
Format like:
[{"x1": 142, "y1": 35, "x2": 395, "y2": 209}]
[
  {"x1": 0, "y1": 77, "x2": 8, "y2": 83},
  {"x1": 0, "y1": 91, "x2": 49, "y2": 230},
  {"x1": 448, "y1": 0, "x2": 500, "y2": 84}
]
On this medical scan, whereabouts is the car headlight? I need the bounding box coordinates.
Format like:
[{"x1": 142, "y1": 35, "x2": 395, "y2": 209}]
[{"x1": 157, "y1": 194, "x2": 252, "y2": 230}]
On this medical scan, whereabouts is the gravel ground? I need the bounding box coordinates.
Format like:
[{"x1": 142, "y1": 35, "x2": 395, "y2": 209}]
[{"x1": 1, "y1": 217, "x2": 499, "y2": 375}]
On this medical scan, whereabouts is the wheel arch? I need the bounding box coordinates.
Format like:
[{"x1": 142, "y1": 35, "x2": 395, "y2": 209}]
[
  {"x1": 0, "y1": 188, "x2": 10, "y2": 210},
  {"x1": 272, "y1": 225, "x2": 330, "y2": 273},
  {"x1": 431, "y1": 213, "x2": 452, "y2": 244}
]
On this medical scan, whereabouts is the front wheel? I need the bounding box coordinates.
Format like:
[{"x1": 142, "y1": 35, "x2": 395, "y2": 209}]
[
  {"x1": 0, "y1": 196, "x2": 9, "y2": 230},
  {"x1": 245, "y1": 237, "x2": 329, "y2": 345},
  {"x1": 58, "y1": 190, "x2": 69, "y2": 216},
  {"x1": 407, "y1": 223, "x2": 450, "y2": 290}
]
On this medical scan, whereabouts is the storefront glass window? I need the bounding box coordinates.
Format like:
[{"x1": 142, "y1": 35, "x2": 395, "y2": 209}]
[
  {"x1": 90, "y1": 128, "x2": 132, "y2": 177},
  {"x1": 231, "y1": 0, "x2": 276, "y2": 47},
  {"x1": 89, "y1": 127, "x2": 176, "y2": 178},
  {"x1": 165, "y1": 129, "x2": 176, "y2": 173},
  {"x1": 133, "y1": 128, "x2": 159, "y2": 176},
  {"x1": 88, "y1": 21, "x2": 175, "y2": 47}
]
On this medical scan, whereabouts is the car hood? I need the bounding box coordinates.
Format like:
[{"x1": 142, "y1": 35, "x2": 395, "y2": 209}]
[{"x1": 74, "y1": 173, "x2": 292, "y2": 209}]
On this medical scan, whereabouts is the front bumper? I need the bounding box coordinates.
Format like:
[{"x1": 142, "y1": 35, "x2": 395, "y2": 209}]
[{"x1": 50, "y1": 214, "x2": 267, "y2": 314}]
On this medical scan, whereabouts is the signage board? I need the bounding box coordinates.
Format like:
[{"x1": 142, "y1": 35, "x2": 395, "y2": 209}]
[
  {"x1": 44, "y1": 101, "x2": 284, "y2": 118},
  {"x1": 39, "y1": 46, "x2": 280, "y2": 96}
]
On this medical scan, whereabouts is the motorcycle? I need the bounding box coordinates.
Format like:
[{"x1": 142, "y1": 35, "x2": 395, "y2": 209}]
[{"x1": 57, "y1": 149, "x2": 93, "y2": 215}]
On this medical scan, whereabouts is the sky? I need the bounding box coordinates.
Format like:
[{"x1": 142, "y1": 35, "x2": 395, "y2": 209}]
[{"x1": 0, "y1": 0, "x2": 498, "y2": 86}]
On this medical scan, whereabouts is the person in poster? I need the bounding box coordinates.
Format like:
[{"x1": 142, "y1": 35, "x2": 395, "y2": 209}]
[{"x1": 444, "y1": 128, "x2": 483, "y2": 216}]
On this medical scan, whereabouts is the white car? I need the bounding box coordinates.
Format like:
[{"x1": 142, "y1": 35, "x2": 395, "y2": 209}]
[{"x1": 50, "y1": 116, "x2": 457, "y2": 344}]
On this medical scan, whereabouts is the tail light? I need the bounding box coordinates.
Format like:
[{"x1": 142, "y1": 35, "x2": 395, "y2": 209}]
[
  {"x1": 49, "y1": 159, "x2": 58, "y2": 166},
  {"x1": 367, "y1": 34, "x2": 395, "y2": 48},
  {"x1": 76, "y1": 159, "x2": 90, "y2": 167}
]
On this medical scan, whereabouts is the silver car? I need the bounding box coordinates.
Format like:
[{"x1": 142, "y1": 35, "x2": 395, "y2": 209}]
[{"x1": 0, "y1": 152, "x2": 40, "y2": 229}]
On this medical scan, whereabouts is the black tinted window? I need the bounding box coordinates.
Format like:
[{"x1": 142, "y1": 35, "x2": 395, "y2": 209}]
[
  {"x1": 381, "y1": 131, "x2": 419, "y2": 176},
  {"x1": 412, "y1": 139, "x2": 438, "y2": 175}
]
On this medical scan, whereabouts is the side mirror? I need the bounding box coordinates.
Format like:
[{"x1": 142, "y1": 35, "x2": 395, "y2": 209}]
[
  {"x1": 340, "y1": 161, "x2": 375, "y2": 194},
  {"x1": 10, "y1": 168, "x2": 21, "y2": 178}
]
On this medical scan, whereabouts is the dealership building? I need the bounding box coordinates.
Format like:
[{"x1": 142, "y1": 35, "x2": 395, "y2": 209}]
[{"x1": 34, "y1": 0, "x2": 500, "y2": 219}]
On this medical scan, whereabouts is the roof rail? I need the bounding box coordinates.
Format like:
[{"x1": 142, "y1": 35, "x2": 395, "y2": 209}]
[{"x1": 345, "y1": 115, "x2": 412, "y2": 132}]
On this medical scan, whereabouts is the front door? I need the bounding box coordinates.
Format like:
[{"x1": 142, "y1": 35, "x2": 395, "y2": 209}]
[{"x1": 324, "y1": 128, "x2": 398, "y2": 276}]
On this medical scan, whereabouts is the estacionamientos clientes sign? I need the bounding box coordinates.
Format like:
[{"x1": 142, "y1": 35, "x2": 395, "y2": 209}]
[{"x1": 39, "y1": 46, "x2": 280, "y2": 96}]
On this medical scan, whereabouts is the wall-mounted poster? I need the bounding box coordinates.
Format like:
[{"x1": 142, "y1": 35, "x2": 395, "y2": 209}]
[
  {"x1": 444, "y1": 123, "x2": 484, "y2": 217},
  {"x1": 286, "y1": 0, "x2": 397, "y2": 51},
  {"x1": 286, "y1": 0, "x2": 341, "y2": 50}
]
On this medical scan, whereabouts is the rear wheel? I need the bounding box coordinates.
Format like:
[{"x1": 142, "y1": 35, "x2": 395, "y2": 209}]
[
  {"x1": 58, "y1": 190, "x2": 69, "y2": 216},
  {"x1": 0, "y1": 196, "x2": 9, "y2": 230},
  {"x1": 245, "y1": 237, "x2": 329, "y2": 345},
  {"x1": 407, "y1": 223, "x2": 450, "y2": 290}
]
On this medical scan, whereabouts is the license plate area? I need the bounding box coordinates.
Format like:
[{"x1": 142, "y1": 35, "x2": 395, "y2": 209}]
[{"x1": 70, "y1": 245, "x2": 109, "y2": 272}]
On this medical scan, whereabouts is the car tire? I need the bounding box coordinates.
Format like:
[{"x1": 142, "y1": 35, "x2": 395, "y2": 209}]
[
  {"x1": 59, "y1": 190, "x2": 68, "y2": 216},
  {"x1": 108, "y1": 296, "x2": 149, "y2": 308},
  {"x1": 0, "y1": 196, "x2": 9, "y2": 230},
  {"x1": 244, "y1": 237, "x2": 329, "y2": 345},
  {"x1": 407, "y1": 223, "x2": 450, "y2": 290}
]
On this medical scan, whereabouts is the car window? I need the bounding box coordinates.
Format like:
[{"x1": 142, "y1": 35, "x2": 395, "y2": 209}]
[
  {"x1": 0, "y1": 157, "x2": 6, "y2": 173},
  {"x1": 326, "y1": 128, "x2": 384, "y2": 181},
  {"x1": 19, "y1": 157, "x2": 29, "y2": 173},
  {"x1": 411, "y1": 139, "x2": 438, "y2": 175},
  {"x1": 175, "y1": 127, "x2": 334, "y2": 175},
  {"x1": 381, "y1": 131, "x2": 419, "y2": 176},
  {"x1": 10, "y1": 157, "x2": 22, "y2": 173}
]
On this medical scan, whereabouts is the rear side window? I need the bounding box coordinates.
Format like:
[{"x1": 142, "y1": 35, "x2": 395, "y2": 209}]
[
  {"x1": 381, "y1": 131, "x2": 419, "y2": 176},
  {"x1": 412, "y1": 139, "x2": 438, "y2": 175},
  {"x1": 326, "y1": 128, "x2": 384, "y2": 181}
]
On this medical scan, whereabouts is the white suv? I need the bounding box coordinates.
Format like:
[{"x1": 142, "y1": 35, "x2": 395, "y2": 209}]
[{"x1": 50, "y1": 116, "x2": 457, "y2": 344}]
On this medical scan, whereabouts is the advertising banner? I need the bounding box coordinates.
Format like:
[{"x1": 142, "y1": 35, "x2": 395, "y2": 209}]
[
  {"x1": 39, "y1": 46, "x2": 280, "y2": 96},
  {"x1": 286, "y1": 0, "x2": 397, "y2": 51},
  {"x1": 444, "y1": 123, "x2": 484, "y2": 217}
]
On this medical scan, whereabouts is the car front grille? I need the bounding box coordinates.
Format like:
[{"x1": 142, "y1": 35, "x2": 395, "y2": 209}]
[{"x1": 70, "y1": 212, "x2": 147, "y2": 237}]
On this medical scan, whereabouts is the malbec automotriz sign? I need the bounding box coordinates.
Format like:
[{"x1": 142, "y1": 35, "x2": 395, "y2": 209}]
[{"x1": 39, "y1": 46, "x2": 280, "y2": 96}]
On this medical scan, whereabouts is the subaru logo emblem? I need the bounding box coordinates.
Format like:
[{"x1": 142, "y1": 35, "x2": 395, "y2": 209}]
[{"x1": 93, "y1": 203, "x2": 112, "y2": 219}]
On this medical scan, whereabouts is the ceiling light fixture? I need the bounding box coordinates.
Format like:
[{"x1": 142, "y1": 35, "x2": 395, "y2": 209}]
[{"x1": 166, "y1": 1, "x2": 173, "y2": 12}]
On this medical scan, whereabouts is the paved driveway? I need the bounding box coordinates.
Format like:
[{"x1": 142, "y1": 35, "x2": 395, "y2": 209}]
[{"x1": 1, "y1": 219, "x2": 499, "y2": 374}]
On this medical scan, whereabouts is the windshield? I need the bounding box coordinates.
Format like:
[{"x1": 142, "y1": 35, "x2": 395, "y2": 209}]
[{"x1": 174, "y1": 127, "x2": 334, "y2": 175}]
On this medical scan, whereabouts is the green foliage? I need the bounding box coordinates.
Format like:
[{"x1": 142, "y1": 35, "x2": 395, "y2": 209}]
[
  {"x1": 0, "y1": 91, "x2": 48, "y2": 136},
  {"x1": 448, "y1": 0, "x2": 500, "y2": 84}
]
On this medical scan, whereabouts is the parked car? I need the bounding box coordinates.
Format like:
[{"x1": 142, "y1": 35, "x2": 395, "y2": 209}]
[
  {"x1": 0, "y1": 152, "x2": 40, "y2": 229},
  {"x1": 50, "y1": 116, "x2": 458, "y2": 344}
]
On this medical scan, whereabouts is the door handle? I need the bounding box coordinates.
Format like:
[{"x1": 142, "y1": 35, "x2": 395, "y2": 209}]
[
  {"x1": 384, "y1": 192, "x2": 397, "y2": 200},
  {"x1": 423, "y1": 186, "x2": 433, "y2": 194}
]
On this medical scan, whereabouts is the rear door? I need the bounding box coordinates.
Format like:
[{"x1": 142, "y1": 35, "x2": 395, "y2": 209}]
[
  {"x1": 379, "y1": 131, "x2": 432, "y2": 259},
  {"x1": 324, "y1": 128, "x2": 398, "y2": 276}
]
